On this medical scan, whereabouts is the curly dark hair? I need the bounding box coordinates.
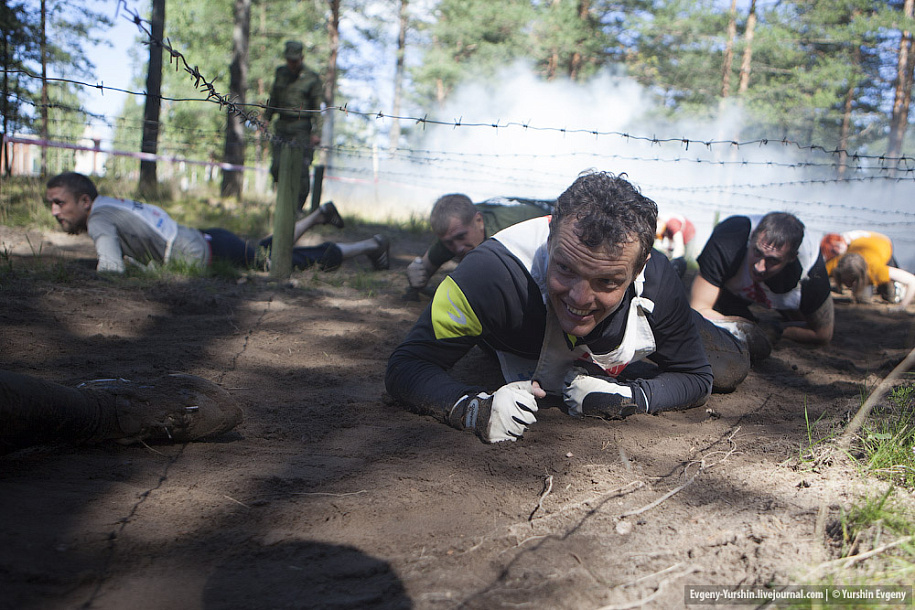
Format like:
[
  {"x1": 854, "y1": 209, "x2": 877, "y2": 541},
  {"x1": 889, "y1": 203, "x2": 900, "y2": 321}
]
[{"x1": 551, "y1": 170, "x2": 657, "y2": 264}]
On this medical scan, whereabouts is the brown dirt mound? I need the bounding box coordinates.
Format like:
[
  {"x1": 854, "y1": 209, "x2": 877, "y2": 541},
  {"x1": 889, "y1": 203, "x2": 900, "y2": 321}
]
[{"x1": 1, "y1": 224, "x2": 913, "y2": 609}]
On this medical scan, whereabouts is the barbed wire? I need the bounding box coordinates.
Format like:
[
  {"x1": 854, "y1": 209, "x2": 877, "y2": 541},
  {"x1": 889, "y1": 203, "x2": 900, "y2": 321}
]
[
  {"x1": 17, "y1": 124, "x2": 915, "y2": 201},
  {"x1": 646, "y1": 186, "x2": 915, "y2": 218},
  {"x1": 3, "y1": 2, "x2": 913, "y2": 238},
  {"x1": 3, "y1": 101, "x2": 907, "y2": 178},
  {"x1": 2, "y1": 92, "x2": 110, "y2": 123},
  {"x1": 6, "y1": 0, "x2": 915, "y2": 174}
]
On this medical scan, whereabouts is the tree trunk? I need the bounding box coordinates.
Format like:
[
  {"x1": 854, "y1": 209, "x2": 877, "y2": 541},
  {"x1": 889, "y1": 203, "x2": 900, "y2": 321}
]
[
  {"x1": 737, "y1": 0, "x2": 756, "y2": 96},
  {"x1": 388, "y1": 0, "x2": 408, "y2": 150},
  {"x1": 1, "y1": 1, "x2": 10, "y2": 177},
  {"x1": 39, "y1": 0, "x2": 47, "y2": 177},
  {"x1": 253, "y1": 1, "x2": 267, "y2": 195},
  {"x1": 887, "y1": 0, "x2": 915, "y2": 165},
  {"x1": 569, "y1": 0, "x2": 588, "y2": 80},
  {"x1": 721, "y1": 0, "x2": 737, "y2": 98},
  {"x1": 838, "y1": 43, "x2": 862, "y2": 180},
  {"x1": 139, "y1": 0, "x2": 165, "y2": 198},
  {"x1": 320, "y1": 0, "x2": 339, "y2": 170},
  {"x1": 221, "y1": 0, "x2": 251, "y2": 199}
]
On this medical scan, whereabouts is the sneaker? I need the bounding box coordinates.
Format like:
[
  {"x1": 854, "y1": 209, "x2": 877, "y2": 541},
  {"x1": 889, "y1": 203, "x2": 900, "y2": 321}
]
[
  {"x1": 893, "y1": 281, "x2": 906, "y2": 305},
  {"x1": 79, "y1": 374, "x2": 244, "y2": 444},
  {"x1": 367, "y1": 234, "x2": 390, "y2": 270},
  {"x1": 320, "y1": 201, "x2": 345, "y2": 229}
]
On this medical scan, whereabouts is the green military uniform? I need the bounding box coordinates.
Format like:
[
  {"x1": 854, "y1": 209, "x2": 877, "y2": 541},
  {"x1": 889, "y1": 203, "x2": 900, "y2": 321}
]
[
  {"x1": 427, "y1": 197, "x2": 554, "y2": 267},
  {"x1": 265, "y1": 41, "x2": 323, "y2": 210}
]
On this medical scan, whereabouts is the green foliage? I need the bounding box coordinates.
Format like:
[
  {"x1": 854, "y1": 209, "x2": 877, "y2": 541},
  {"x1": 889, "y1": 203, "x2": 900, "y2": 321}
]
[
  {"x1": 0, "y1": 176, "x2": 56, "y2": 228},
  {"x1": 104, "y1": 0, "x2": 329, "y2": 183},
  {"x1": 0, "y1": 0, "x2": 39, "y2": 135},
  {"x1": 529, "y1": 0, "x2": 615, "y2": 81},
  {"x1": 795, "y1": 397, "x2": 843, "y2": 466},
  {"x1": 839, "y1": 486, "x2": 914, "y2": 553},
  {"x1": 2, "y1": 0, "x2": 112, "y2": 137},
  {"x1": 813, "y1": 486, "x2": 915, "y2": 590},
  {"x1": 625, "y1": 0, "x2": 728, "y2": 112},
  {"x1": 860, "y1": 384, "x2": 915, "y2": 487},
  {"x1": 411, "y1": 0, "x2": 536, "y2": 103},
  {"x1": 12, "y1": 0, "x2": 915, "y2": 184}
]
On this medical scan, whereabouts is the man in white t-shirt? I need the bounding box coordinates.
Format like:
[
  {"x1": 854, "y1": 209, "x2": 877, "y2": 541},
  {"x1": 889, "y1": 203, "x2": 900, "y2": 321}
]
[{"x1": 46, "y1": 172, "x2": 390, "y2": 274}]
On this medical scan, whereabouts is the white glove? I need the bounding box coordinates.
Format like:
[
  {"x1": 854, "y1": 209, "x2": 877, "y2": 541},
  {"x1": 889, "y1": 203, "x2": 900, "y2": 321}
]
[
  {"x1": 406, "y1": 256, "x2": 430, "y2": 289},
  {"x1": 448, "y1": 381, "x2": 539, "y2": 443},
  {"x1": 563, "y1": 369, "x2": 647, "y2": 419}
]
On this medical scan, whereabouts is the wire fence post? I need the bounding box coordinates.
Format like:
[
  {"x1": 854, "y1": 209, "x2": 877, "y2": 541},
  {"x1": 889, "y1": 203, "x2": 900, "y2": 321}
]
[
  {"x1": 270, "y1": 143, "x2": 300, "y2": 278},
  {"x1": 311, "y1": 164, "x2": 324, "y2": 212}
]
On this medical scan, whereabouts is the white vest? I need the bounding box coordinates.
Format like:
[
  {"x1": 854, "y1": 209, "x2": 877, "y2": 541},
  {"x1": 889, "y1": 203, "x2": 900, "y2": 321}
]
[{"x1": 492, "y1": 218, "x2": 656, "y2": 393}]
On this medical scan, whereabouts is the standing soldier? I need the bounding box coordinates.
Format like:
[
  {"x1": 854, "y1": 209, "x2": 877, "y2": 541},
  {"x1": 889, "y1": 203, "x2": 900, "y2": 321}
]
[{"x1": 264, "y1": 40, "x2": 323, "y2": 211}]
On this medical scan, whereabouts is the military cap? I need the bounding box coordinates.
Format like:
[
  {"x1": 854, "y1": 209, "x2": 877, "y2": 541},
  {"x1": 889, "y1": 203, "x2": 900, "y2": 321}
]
[{"x1": 284, "y1": 40, "x2": 304, "y2": 59}]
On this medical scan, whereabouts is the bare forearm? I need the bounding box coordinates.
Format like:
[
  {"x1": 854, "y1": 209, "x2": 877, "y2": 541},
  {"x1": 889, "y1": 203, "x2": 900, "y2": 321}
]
[
  {"x1": 782, "y1": 298, "x2": 834, "y2": 345},
  {"x1": 782, "y1": 324, "x2": 829, "y2": 345}
]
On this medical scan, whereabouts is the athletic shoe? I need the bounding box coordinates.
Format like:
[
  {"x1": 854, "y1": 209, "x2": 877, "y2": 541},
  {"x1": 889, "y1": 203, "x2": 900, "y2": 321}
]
[
  {"x1": 320, "y1": 201, "x2": 345, "y2": 229},
  {"x1": 367, "y1": 234, "x2": 390, "y2": 270},
  {"x1": 79, "y1": 374, "x2": 244, "y2": 444},
  {"x1": 894, "y1": 281, "x2": 907, "y2": 305}
]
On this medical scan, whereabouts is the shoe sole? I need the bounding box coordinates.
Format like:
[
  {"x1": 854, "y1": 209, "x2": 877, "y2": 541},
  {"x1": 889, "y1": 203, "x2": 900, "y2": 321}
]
[
  {"x1": 321, "y1": 202, "x2": 345, "y2": 229},
  {"x1": 369, "y1": 235, "x2": 390, "y2": 270}
]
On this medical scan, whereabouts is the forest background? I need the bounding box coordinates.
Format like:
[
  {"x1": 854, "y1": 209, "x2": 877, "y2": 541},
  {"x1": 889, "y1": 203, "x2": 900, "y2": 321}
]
[{"x1": 2, "y1": 0, "x2": 915, "y2": 267}]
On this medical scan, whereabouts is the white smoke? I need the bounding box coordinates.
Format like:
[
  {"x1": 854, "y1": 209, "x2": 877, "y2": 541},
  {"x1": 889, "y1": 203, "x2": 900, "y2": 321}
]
[{"x1": 326, "y1": 61, "x2": 915, "y2": 270}]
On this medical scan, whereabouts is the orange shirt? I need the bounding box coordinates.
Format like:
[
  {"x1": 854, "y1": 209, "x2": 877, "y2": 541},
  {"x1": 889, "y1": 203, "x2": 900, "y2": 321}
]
[{"x1": 825, "y1": 233, "x2": 893, "y2": 285}]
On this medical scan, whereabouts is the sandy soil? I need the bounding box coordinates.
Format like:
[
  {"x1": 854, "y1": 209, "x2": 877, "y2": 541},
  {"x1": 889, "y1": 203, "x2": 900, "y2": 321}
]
[{"x1": 1, "y1": 222, "x2": 913, "y2": 610}]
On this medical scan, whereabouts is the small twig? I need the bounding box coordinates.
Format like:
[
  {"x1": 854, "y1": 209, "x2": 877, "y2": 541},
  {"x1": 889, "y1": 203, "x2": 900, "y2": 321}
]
[
  {"x1": 620, "y1": 464, "x2": 702, "y2": 518},
  {"x1": 804, "y1": 534, "x2": 915, "y2": 579},
  {"x1": 701, "y1": 427, "x2": 741, "y2": 469},
  {"x1": 223, "y1": 494, "x2": 250, "y2": 509},
  {"x1": 620, "y1": 561, "x2": 686, "y2": 588},
  {"x1": 513, "y1": 535, "x2": 548, "y2": 549},
  {"x1": 293, "y1": 490, "x2": 368, "y2": 497},
  {"x1": 837, "y1": 345, "x2": 915, "y2": 451},
  {"x1": 595, "y1": 565, "x2": 699, "y2": 610},
  {"x1": 136, "y1": 438, "x2": 167, "y2": 456},
  {"x1": 530, "y1": 481, "x2": 644, "y2": 523},
  {"x1": 529, "y1": 475, "x2": 554, "y2": 521}
]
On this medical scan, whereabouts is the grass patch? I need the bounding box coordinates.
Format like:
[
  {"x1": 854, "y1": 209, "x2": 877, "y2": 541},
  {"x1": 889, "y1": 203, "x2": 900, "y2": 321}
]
[
  {"x1": 818, "y1": 487, "x2": 915, "y2": 589},
  {"x1": 793, "y1": 397, "x2": 843, "y2": 468},
  {"x1": 859, "y1": 384, "x2": 915, "y2": 487},
  {"x1": 302, "y1": 268, "x2": 386, "y2": 295},
  {"x1": 0, "y1": 175, "x2": 275, "y2": 239},
  {"x1": 381, "y1": 211, "x2": 430, "y2": 235},
  {"x1": 0, "y1": 177, "x2": 57, "y2": 230}
]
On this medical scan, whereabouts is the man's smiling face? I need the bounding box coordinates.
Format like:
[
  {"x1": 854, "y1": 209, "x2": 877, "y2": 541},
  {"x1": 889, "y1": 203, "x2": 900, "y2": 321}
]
[{"x1": 546, "y1": 218, "x2": 644, "y2": 337}]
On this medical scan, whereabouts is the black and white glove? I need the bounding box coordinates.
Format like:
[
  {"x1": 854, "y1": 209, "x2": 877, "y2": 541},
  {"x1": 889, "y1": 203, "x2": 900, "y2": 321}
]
[
  {"x1": 406, "y1": 257, "x2": 431, "y2": 290},
  {"x1": 448, "y1": 381, "x2": 539, "y2": 443},
  {"x1": 563, "y1": 369, "x2": 648, "y2": 419}
]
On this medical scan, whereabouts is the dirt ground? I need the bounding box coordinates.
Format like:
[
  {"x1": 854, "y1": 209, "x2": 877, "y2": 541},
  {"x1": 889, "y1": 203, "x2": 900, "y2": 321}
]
[{"x1": 1, "y1": 221, "x2": 914, "y2": 610}]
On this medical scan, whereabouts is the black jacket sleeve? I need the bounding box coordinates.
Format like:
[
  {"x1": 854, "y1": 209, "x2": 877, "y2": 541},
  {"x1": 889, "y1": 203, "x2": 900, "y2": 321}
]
[
  {"x1": 627, "y1": 254, "x2": 714, "y2": 412},
  {"x1": 385, "y1": 243, "x2": 541, "y2": 417}
]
